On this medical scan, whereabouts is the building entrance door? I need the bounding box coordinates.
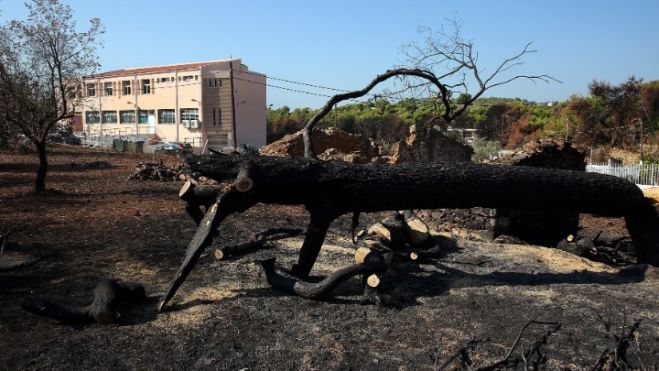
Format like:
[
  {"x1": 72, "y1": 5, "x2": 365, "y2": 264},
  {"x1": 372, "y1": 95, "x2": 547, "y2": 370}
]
[{"x1": 148, "y1": 112, "x2": 156, "y2": 134}]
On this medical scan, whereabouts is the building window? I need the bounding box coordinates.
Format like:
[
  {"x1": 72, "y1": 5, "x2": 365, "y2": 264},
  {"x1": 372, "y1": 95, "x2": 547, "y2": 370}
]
[
  {"x1": 158, "y1": 109, "x2": 175, "y2": 124},
  {"x1": 141, "y1": 79, "x2": 151, "y2": 94},
  {"x1": 122, "y1": 81, "x2": 131, "y2": 95},
  {"x1": 102, "y1": 111, "x2": 117, "y2": 123},
  {"x1": 85, "y1": 111, "x2": 100, "y2": 124},
  {"x1": 208, "y1": 78, "x2": 222, "y2": 88},
  {"x1": 86, "y1": 83, "x2": 96, "y2": 97},
  {"x1": 182, "y1": 75, "x2": 194, "y2": 82},
  {"x1": 212, "y1": 108, "x2": 221, "y2": 126},
  {"x1": 119, "y1": 110, "x2": 135, "y2": 124},
  {"x1": 104, "y1": 82, "x2": 113, "y2": 96},
  {"x1": 138, "y1": 109, "x2": 155, "y2": 124},
  {"x1": 180, "y1": 108, "x2": 198, "y2": 121}
]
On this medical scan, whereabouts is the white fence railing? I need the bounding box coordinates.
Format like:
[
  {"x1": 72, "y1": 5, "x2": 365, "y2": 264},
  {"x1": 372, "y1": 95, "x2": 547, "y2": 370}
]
[{"x1": 586, "y1": 163, "x2": 659, "y2": 186}]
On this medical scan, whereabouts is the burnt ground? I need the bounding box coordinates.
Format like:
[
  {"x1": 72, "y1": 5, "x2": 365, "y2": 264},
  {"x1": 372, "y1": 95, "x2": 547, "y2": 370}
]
[{"x1": 1, "y1": 146, "x2": 658, "y2": 370}]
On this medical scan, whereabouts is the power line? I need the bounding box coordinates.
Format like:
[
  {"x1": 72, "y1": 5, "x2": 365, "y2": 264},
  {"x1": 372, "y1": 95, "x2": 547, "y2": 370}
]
[
  {"x1": 241, "y1": 69, "x2": 399, "y2": 101},
  {"x1": 232, "y1": 76, "x2": 368, "y2": 103},
  {"x1": 242, "y1": 69, "x2": 350, "y2": 93}
]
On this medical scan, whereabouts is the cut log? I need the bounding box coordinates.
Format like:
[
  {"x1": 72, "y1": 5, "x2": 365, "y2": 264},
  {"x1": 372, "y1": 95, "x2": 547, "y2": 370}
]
[
  {"x1": 355, "y1": 239, "x2": 394, "y2": 266},
  {"x1": 354, "y1": 247, "x2": 372, "y2": 264},
  {"x1": 235, "y1": 164, "x2": 257, "y2": 192},
  {"x1": 22, "y1": 279, "x2": 146, "y2": 324},
  {"x1": 404, "y1": 212, "x2": 431, "y2": 246},
  {"x1": 380, "y1": 212, "x2": 410, "y2": 249},
  {"x1": 366, "y1": 274, "x2": 381, "y2": 288},
  {"x1": 409, "y1": 251, "x2": 419, "y2": 261},
  {"x1": 367, "y1": 223, "x2": 392, "y2": 242}
]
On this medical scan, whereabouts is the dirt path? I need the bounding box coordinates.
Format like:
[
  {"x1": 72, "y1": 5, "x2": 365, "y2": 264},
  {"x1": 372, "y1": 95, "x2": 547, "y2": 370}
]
[{"x1": 1, "y1": 146, "x2": 657, "y2": 370}]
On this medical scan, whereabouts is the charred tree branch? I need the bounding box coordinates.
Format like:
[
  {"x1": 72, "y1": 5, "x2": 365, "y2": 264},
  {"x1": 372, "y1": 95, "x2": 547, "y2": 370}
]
[
  {"x1": 22, "y1": 279, "x2": 146, "y2": 324},
  {"x1": 301, "y1": 68, "x2": 449, "y2": 159}
]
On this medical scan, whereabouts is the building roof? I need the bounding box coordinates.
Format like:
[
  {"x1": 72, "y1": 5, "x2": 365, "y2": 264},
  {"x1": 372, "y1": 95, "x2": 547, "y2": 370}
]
[{"x1": 87, "y1": 59, "x2": 238, "y2": 79}]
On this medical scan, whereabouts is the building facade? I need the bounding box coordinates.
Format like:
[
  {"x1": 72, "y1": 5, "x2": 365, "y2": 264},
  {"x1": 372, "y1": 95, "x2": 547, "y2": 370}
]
[{"x1": 80, "y1": 59, "x2": 266, "y2": 149}]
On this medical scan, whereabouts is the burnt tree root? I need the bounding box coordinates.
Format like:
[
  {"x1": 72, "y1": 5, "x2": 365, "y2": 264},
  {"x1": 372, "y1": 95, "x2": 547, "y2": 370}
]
[
  {"x1": 259, "y1": 251, "x2": 387, "y2": 300},
  {"x1": 22, "y1": 279, "x2": 146, "y2": 324}
]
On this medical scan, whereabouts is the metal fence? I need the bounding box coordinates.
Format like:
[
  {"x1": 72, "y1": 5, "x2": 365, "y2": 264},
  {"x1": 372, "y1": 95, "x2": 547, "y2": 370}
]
[{"x1": 586, "y1": 163, "x2": 659, "y2": 186}]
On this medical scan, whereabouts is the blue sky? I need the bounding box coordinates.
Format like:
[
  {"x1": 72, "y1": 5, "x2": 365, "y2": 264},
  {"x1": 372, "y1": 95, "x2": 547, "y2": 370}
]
[{"x1": 2, "y1": 0, "x2": 658, "y2": 108}]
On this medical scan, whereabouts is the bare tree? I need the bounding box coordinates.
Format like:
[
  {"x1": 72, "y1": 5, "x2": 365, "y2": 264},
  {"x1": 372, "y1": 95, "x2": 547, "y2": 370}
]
[
  {"x1": 302, "y1": 20, "x2": 557, "y2": 158},
  {"x1": 0, "y1": 0, "x2": 103, "y2": 192}
]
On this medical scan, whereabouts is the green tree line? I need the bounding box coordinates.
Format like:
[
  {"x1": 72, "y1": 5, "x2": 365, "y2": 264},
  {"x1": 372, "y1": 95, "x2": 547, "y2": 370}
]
[{"x1": 268, "y1": 77, "x2": 659, "y2": 156}]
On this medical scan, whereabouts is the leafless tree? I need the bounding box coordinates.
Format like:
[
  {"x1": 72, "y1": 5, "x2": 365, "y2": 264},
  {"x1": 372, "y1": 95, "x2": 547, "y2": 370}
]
[
  {"x1": 302, "y1": 20, "x2": 558, "y2": 158},
  {"x1": 0, "y1": 0, "x2": 103, "y2": 192}
]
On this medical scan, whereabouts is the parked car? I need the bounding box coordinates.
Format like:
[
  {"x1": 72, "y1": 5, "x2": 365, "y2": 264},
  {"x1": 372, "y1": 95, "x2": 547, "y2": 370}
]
[
  {"x1": 154, "y1": 142, "x2": 192, "y2": 154},
  {"x1": 46, "y1": 131, "x2": 81, "y2": 145},
  {"x1": 46, "y1": 132, "x2": 63, "y2": 143},
  {"x1": 61, "y1": 132, "x2": 82, "y2": 145}
]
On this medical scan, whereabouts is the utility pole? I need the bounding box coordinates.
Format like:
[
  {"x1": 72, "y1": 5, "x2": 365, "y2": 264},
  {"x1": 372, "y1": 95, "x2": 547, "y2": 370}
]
[
  {"x1": 229, "y1": 60, "x2": 238, "y2": 149},
  {"x1": 175, "y1": 70, "x2": 179, "y2": 142}
]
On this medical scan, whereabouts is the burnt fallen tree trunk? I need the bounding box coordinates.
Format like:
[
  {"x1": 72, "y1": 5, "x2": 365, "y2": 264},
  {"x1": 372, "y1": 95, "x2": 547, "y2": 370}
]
[
  {"x1": 159, "y1": 154, "x2": 659, "y2": 310},
  {"x1": 22, "y1": 279, "x2": 146, "y2": 324}
]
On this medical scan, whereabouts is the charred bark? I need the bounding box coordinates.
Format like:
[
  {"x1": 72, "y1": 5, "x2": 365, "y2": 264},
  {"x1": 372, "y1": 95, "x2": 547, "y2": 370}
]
[{"x1": 187, "y1": 154, "x2": 659, "y2": 266}]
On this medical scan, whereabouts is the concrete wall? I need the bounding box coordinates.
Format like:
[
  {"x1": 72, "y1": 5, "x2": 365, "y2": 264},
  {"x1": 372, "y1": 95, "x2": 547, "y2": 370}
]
[{"x1": 234, "y1": 66, "x2": 266, "y2": 148}]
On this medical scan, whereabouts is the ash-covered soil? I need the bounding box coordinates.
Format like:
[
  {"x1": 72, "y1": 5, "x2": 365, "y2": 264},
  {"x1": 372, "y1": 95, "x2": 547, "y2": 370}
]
[{"x1": 1, "y1": 146, "x2": 658, "y2": 370}]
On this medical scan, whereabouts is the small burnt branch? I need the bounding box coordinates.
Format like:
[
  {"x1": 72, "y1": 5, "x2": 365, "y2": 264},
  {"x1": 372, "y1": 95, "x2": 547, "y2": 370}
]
[
  {"x1": 439, "y1": 321, "x2": 561, "y2": 371},
  {"x1": 474, "y1": 321, "x2": 561, "y2": 371},
  {"x1": 593, "y1": 315, "x2": 645, "y2": 370},
  {"x1": 214, "y1": 228, "x2": 304, "y2": 260},
  {"x1": 0, "y1": 225, "x2": 27, "y2": 254}
]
